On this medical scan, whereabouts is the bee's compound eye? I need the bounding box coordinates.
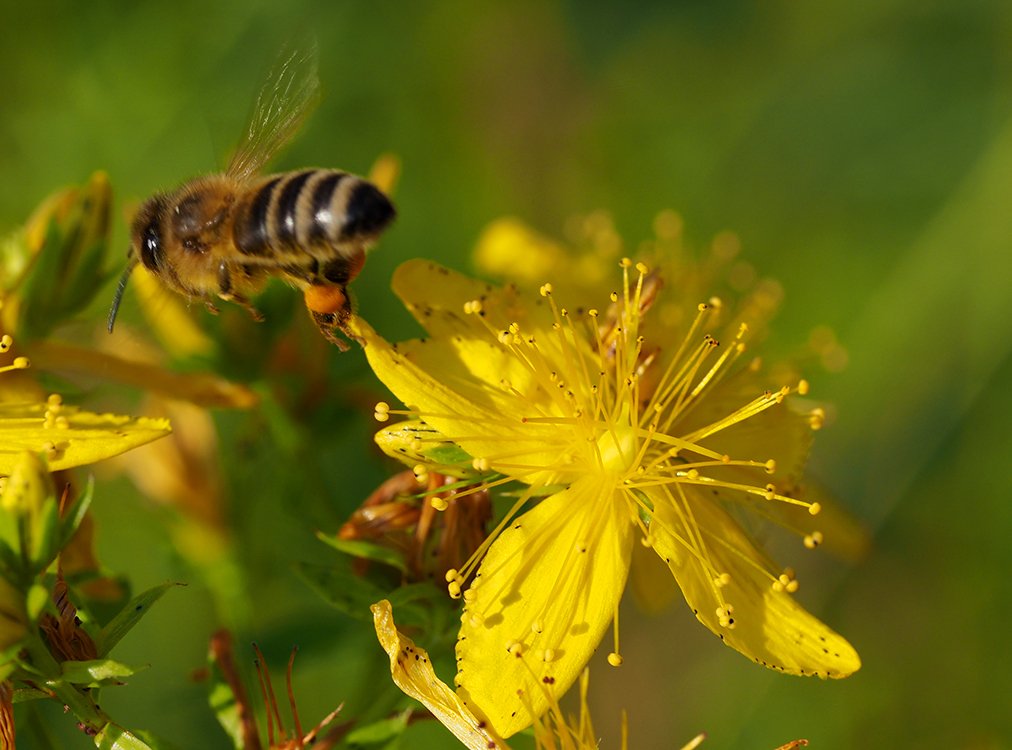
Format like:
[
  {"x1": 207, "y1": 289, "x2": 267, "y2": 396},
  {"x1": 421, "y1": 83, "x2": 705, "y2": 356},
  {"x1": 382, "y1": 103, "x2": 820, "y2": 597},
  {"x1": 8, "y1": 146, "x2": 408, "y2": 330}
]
[{"x1": 139, "y1": 215, "x2": 164, "y2": 271}]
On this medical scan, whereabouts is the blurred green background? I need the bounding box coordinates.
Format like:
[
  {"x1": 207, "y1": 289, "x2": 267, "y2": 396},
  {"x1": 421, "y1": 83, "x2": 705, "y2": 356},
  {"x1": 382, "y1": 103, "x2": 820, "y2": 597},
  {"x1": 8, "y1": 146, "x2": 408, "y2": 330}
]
[{"x1": 3, "y1": 1, "x2": 1011, "y2": 748}]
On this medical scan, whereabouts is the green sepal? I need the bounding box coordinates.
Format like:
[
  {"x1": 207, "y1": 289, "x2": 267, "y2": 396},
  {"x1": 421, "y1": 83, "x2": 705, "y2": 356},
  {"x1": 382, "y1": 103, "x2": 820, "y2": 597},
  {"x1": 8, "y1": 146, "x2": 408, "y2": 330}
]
[{"x1": 97, "y1": 582, "x2": 182, "y2": 656}]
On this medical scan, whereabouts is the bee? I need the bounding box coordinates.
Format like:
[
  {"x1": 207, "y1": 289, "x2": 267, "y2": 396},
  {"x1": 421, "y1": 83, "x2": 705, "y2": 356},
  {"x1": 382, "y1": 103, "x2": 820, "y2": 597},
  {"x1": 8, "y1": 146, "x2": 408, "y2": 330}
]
[{"x1": 107, "y1": 45, "x2": 395, "y2": 350}]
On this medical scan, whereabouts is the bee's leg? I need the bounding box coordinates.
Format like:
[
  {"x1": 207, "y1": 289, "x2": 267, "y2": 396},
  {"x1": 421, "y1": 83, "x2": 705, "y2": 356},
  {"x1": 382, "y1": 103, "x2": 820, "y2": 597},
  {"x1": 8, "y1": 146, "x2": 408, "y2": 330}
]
[
  {"x1": 310, "y1": 310, "x2": 350, "y2": 352},
  {"x1": 217, "y1": 261, "x2": 264, "y2": 322},
  {"x1": 304, "y1": 283, "x2": 356, "y2": 351},
  {"x1": 205, "y1": 300, "x2": 221, "y2": 315}
]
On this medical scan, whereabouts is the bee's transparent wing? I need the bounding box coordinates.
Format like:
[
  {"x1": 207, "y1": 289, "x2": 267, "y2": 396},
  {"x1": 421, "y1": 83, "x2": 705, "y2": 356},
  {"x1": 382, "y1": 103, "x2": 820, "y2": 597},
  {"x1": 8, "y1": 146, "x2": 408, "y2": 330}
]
[{"x1": 226, "y1": 42, "x2": 321, "y2": 181}]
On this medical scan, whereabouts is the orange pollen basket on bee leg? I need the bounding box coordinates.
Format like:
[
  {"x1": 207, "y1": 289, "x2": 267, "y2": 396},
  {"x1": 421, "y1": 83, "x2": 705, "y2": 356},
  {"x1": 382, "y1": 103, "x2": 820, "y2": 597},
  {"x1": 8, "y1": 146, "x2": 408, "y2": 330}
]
[{"x1": 303, "y1": 284, "x2": 348, "y2": 315}]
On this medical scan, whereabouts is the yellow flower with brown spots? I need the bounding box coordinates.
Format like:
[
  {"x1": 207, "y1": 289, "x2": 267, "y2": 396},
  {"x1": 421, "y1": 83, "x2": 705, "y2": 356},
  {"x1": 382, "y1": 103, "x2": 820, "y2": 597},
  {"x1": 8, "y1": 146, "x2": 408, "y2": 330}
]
[{"x1": 354, "y1": 258, "x2": 859, "y2": 738}]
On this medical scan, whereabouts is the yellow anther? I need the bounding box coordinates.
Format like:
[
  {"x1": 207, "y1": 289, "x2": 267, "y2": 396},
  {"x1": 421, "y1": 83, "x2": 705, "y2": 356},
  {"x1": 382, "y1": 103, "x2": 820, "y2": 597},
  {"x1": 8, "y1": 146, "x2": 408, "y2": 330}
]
[
  {"x1": 610, "y1": 292, "x2": 619, "y2": 303},
  {"x1": 531, "y1": 620, "x2": 543, "y2": 634},
  {"x1": 373, "y1": 401, "x2": 391, "y2": 422},
  {"x1": 714, "y1": 573, "x2": 731, "y2": 588},
  {"x1": 47, "y1": 393, "x2": 63, "y2": 408},
  {"x1": 697, "y1": 302, "x2": 709, "y2": 312},
  {"x1": 716, "y1": 604, "x2": 736, "y2": 629},
  {"x1": 803, "y1": 531, "x2": 824, "y2": 549},
  {"x1": 448, "y1": 580, "x2": 462, "y2": 599},
  {"x1": 472, "y1": 457, "x2": 489, "y2": 472},
  {"x1": 635, "y1": 262, "x2": 649, "y2": 275},
  {"x1": 539, "y1": 283, "x2": 553, "y2": 297},
  {"x1": 808, "y1": 502, "x2": 822, "y2": 516},
  {"x1": 620, "y1": 257, "x2": 632, "y2": 268},
  {"x1": 764, "y1": 483, "x2": 777, "y2": 501},
  {"x1": 765, "y1": 459, "x2": 777, "y2": 474},
  {"x1": 445, "y1": 568, "x2": 459, "y2": 583},
  {"x1": 507, "y1": 641, "x2": 522, "y2": 656},
  {"x1": 462, "y1": 589, "x2": 476, "y2": 603},
  {"x1": 588, "y1": 308, "x2": 599, "y2": 317},
  {"x1": 809, "y1": 408, "x2": 825, "y2": 430},
  {"x1": 0, "y1": 335, "x2": 11, "y2": 352},
  {"x1": 431, "y1": 496, "x2": 449, "y2": 511},
  {"x1": 709, "y1": 296, "x2": 723, "y2": 309},
  {"x1": 797, "y1": 379, "x2": 810, "y2": 396},
  {"x1": 12, "y1": 357, "x2": 29, "y2": 369},
  {"x1": 541, "y1": 648, "x2": 555, "y2": 663},
  {"x1": 607, "y1": 652, "x2": 624, "y2": 667}
]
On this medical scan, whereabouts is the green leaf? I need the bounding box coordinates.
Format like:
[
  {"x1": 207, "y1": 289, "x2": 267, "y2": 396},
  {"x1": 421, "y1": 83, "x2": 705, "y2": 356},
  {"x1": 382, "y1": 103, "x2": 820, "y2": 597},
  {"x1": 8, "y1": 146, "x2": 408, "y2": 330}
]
[
  {"x1": 93, "y1": 722, "x2": 155, "y2": 750},
  {"x1": 98, "y1": 582, "x2": 182, "y2": 655},
  {"x1": 26, "y1": 582, "x2": 49, "y2": 621},
  {"x1": 344, "y1": 712, "x2": 411, "y2": 744},
  {"x1": 61, "y1": 658, "x2": 142, "y2": 685},
  {"x1": 208, "y1": 680, "x2": 245, "y2": 750},
  {"x1": 58, "y1": 474, "x2": 94, "y2": 549},
  {"x1": 293, "y1": 562, "x2": 390, "y2": 621},
  {"x1": 316, "y1": 533, "x2": 408, "y2": 572}
]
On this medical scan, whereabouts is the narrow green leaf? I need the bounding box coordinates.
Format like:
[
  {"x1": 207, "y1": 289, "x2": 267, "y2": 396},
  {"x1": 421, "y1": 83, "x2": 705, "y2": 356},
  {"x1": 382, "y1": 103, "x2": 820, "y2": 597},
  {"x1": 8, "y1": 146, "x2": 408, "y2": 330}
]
[
  {"x1": 316, "y1": 533, "x2": 408, "y2": 572},
  {"x1": 98, "y1": 582, "x2": 182, "y2": 655},
  {"x1": 26, "y1": 581, "x2": 49, "y2": 621},
  {"x1": 94, "y1": 722, "x2": 155, "y2": 750},
  {"x1": 293, "y1": 562, "x2": 389, "y2": 621},
  {"x1": 344, "y1": 712, "x2": 410, "y2": 744},
  {"x1": 208, "y1": 680, "x2": 245, "y2": 750},
  {"x1": 61, "y1": 658, "x2": 141, "y2": 684},
  {"x1": 58, "y1": 474, "x2": 94, "y2": 549}
]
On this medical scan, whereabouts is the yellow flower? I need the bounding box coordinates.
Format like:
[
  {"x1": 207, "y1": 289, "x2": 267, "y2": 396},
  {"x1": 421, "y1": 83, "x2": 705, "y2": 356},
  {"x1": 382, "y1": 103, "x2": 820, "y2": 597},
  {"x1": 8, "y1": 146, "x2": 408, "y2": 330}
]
[
  {"x1": 354, "y1": 259, "x2": 859, "y2": 738},
  {"x1": 0, "y1": 337, "x2": 171, "y2": 474}
]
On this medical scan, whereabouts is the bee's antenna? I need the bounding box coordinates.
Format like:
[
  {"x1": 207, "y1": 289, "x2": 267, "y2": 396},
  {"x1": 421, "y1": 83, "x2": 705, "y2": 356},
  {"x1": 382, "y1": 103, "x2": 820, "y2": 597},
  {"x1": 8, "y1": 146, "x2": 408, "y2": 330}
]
[{"x1": 107, "y1": 257, "x2": 137, "y2": 333}]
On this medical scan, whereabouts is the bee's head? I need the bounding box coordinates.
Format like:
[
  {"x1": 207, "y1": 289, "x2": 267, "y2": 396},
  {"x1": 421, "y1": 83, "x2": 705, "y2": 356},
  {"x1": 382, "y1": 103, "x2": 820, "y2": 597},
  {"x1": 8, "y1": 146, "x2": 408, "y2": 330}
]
[
  {"x1": 107, "y1": 194, "x2": 169, "y2": 334},
  {"x1": 130, "y1": 193, "x2": 170, "y2": 272}
]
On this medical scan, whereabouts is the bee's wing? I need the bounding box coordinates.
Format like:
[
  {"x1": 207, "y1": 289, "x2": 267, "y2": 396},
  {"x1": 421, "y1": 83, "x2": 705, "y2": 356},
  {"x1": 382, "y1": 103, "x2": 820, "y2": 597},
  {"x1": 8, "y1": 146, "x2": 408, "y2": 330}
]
[{"x1": 226, "y1": 42, "x2": 321, "y2": 182}]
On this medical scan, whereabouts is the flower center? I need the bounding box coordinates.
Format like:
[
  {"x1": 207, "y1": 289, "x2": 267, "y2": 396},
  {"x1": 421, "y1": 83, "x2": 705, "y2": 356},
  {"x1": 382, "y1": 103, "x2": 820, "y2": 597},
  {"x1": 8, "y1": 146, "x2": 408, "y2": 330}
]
[{"x1": 595, "y1": 421, "x2": 636, "y2": 476}]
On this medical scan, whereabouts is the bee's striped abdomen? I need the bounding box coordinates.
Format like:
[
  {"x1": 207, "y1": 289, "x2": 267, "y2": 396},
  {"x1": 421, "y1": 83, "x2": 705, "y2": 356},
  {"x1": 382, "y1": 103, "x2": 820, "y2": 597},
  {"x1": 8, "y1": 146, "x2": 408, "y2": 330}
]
[{"x1": 233, "y1": 169, "x2": 395, "y2": 261}]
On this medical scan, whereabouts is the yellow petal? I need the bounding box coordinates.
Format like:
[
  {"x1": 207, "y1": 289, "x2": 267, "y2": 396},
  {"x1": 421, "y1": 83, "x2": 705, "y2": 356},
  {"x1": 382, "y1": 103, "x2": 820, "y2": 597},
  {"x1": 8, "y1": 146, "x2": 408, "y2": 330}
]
[
  {"x1": 627, "y1": 534, "x2": 680, "y2": 615},
  {"x1": 132, "y1": 265, "x2": 215, "y2": 358},
  {"x1": 353, "y1": 317, "x2": 573, "y2": 486},
  {"x1": 0, "y1": 401, "x2": 171, "y2": 473},
  {"x1": 678, "y1": 371, "x2": 814, "y2": 486},
  {"x1": 456, "y1": 479, "x2": 634, "y2": 737},
  {"x1": 29, "y1": 340, "x2": 257, "y2": 409},
  {"x1": 473, "y1": 219, "x2": 567, "y2": 285},
  {"x1": 649, "y1": 487, "x2": 860, "y2": 678},
  {"x1": 371, "y1": 599, "x2": 509, "y2": 750},
  {"x1": 390, "y1": 259, "x2": 549, "y2": 338}
]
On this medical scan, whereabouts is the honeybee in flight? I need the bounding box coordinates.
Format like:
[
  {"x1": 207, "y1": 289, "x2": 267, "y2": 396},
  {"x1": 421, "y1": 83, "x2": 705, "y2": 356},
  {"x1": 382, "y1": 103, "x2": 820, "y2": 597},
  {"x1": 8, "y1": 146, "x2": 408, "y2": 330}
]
[{"x1": 107, "y1": 45, "x2": 395, "y2": 350}]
